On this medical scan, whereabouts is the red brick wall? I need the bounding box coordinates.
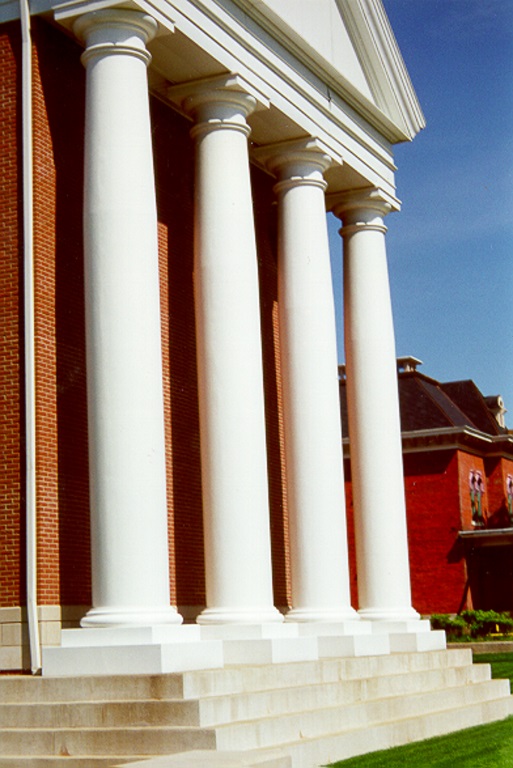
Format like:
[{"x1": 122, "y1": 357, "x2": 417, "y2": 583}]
[
  {"x1": 343, "y1": 461, "x2": 358, "y2": 608},
  {"x1": 252, "y1": 166, "x2": 290, "y2": 608},
  {"x1": 31, "y1": 20, "x2": 90, "y2": 605},
  {"x1": 152, "y1": 95, "x2": 205, "y2": 607},
  {"x1": 0, "y1": 23, "x2": 23, "y2": 607},
  {"x1": 404, "y1": 450, "x2": 469, "y2": 614}
]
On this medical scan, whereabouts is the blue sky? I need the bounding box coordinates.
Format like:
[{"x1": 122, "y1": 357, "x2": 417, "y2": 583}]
[{"x1": 329, "y1": 0, "x2": 513, "y2": 425}]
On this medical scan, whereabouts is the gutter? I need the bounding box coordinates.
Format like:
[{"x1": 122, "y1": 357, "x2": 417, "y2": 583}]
[{"x1": 20, "y1": 0, "x2": 41, "y2": 675}]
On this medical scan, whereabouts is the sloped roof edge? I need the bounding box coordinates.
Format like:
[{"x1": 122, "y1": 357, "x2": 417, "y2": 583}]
[
  {"x1": 338, "y1": 0, "x2": 425, "y2": 140},
  {"x1": 232, "y1": 0, "x2": 425, "y2": 142}
]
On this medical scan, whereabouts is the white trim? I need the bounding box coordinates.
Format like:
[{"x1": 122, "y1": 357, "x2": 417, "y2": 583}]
[
  {"x1": 337, "y1": 0, "x2": 425, "y2": 139},
  {"x1": 20, "y1": 0, "x2": 41, "y2": 675}
]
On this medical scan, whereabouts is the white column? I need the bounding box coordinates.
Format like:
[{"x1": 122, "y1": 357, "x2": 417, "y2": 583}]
[
  {"x1": 168, "y1": 76, "x2": 282, "y2": 624},
  {"x1": 332, "y1": 189, "x2": 418, "y2": 622},
  {"x1": 74, "y1": 9, "x2": 181, "y2": 627},
  {"x1": 255, "y1": 140, "x2": 357, "y2": 622}
]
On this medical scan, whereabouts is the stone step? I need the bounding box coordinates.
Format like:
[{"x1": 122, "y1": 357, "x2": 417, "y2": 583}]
[
  {"x1": 0, "y1": 649, "x2": 473, "y2": 704},
  {"x1": 0, "y1": 678, "x2": 508, "y2": 757},
  {"x1": 213, "y1": 679, "x2": 512, "y2": 751},
  {"x1": 0, "y1": 662, "x2": 492, "y2": 729},
  {"x1": 118, "y1": 750, "x2": 292, "y2": 768},
  {"x1": 0, "y1": 751, "x2": 291, "y2": 768},
  {"x1": 0, "y1": 726, "x2": 216, "y2": 757},
  {"x1": 281, "y1": 697, "x2": 513, "y2": 768},
  {"x1": 180, "y1": 648, "x2": 472, "y2": 700},
  {"x1": 0, "y1": 648, "x2": 511, "y2": 767},
  {"x1": 196, "y1": 662, "x2": 493, "y2": 728},
  {"x1": 0, "y1": 759, "x2": 142, "y2": 767}
]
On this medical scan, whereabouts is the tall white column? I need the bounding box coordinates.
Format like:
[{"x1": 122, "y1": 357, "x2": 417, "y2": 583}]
[
  {"x1": 255, "y1": 140, "x2": 357, "y2": 622},
  {"x1": 169, "y1": 76, "x2": 282, "y2": 624},
  {"x1": 332, "y1": 189, "x2": 418, "y2": 622},
  {"x1": 74, "y1": 10, "x2": 181, "y2": 627}
]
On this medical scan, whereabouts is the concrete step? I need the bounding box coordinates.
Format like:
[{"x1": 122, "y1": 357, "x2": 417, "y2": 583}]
[
  {"x1": 213, "y1": 679, "x2": 512, "y2": 751},
  {"x1": 0, "y1": 648, "x2": 510, "y2": 767},
  {"x1": 0, "y1": 674, "x2": 185, "y2": 703},
  {"x1": 282, "y1": 697, "x2": 513, "y2": 768},
  {"x1": 179, "y1": 648, "x2": 474, "y2": 700},
  {"x1": 0, "y1": 726, "x2": 216, "y2": 757},
  {"x1": 0, "y1": 760, "x2": 142, "y2": 767},
  {"x1": 124, "y1": 751, "x2": 292, "y2": 768},
  {"x1": 0, "y1": 662, "x2": 490, "y2": 729},
  {"x1": 0, "y1": 649, "x2": 471, "y2": 704},
  {"x1": 196, "y1": 662, "x2": 494, "y2": 728},
  {"x1": 0, "y1": 678, "x2": 509, "y2": 757},
  {"x1": 0, "y1": 751, "x2": 292, "y2": 768}
]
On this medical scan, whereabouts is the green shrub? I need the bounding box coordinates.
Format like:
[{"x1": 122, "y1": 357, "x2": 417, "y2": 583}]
[
  {"x1": 430, "y1": 613, "x2": 468, "y2": 640},
  {"x1": 430, "y1": 610, "x2": 513, "y2": 640},
  {"x1": 460, "y1": 609, "x2": 513, "y2": 638}
]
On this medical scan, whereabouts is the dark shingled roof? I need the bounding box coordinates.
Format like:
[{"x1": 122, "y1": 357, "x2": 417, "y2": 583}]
[{"x1": 339, "y1": 367, "x2": 507, "y2": 439}]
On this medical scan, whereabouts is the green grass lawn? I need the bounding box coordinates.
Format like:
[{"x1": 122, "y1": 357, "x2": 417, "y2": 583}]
[
  {"x1": 474, "y1": 652, "x2": 513, "y2": 686},
  {"x1": 329, "y1": 653, "x2": 513, "y2": 768}
]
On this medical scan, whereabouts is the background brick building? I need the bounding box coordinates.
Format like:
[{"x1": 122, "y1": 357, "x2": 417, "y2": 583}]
[{"x1": 341, "y1": 357, "x2": 513, "y2": 616}]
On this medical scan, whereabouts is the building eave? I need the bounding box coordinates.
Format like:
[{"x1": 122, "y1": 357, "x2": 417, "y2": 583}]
[{"x1": 343, "y1": 427, "x2": 513, "y2": 459}]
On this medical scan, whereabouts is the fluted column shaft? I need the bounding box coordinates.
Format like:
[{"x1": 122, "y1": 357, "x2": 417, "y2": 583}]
[
  {"x1": 75, "y1": 9, "x2": 181, "y2": 627},
  {"x1": 256, "y1": 141, "x2": 357, "y2": 622},
  {"x1": 169, "y1": 77, "x2": 282, "y2": 624},
  {"x1": 332, "y1": 189, "x2": 418, "y2": 622}
]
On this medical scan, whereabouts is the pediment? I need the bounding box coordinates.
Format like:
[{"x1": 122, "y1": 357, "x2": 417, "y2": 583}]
[{"x1": 237, "y1": 0, "x2": 425, "y2": 141}]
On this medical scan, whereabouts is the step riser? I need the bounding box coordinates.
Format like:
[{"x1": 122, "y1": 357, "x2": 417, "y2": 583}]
[
  {"x1": 0, "y1": 761, "x2": 139, "y2": 767},
  {"x1": 0, "y1": 676, "x2": 185, "y2": 704},
  {"x1": 0, "y1": 700, "x2": 201, "y2": 729},
  {"x1": 0, "y1": 730, "x2": 217, "y2": 757}
]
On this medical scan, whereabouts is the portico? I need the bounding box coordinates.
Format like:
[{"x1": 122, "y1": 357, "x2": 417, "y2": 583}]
[{"x1": 28, "y1": 0, "x2": 433, "y2": 673}]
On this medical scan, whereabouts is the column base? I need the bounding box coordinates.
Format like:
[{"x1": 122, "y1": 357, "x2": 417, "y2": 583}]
[
  {"x1": 80, "y1": 605, "x2": 183, "y2": 628},
  {"x1": 196, "y1": 606, "x2": 284, "y2": 625},
  {"x1": 358, "y1": 606, "x2": 420, "y2": 622},
  {"x1": 285, "y1": 606, "x2": 359, "y2": 623}
]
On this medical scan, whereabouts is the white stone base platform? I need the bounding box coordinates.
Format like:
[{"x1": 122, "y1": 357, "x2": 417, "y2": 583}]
[{"x1": 42, "y1": 620, "x2": 445, "y2": 677}]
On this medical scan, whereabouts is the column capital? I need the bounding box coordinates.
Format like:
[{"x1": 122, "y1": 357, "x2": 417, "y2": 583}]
[
  {"x1": 253, "y1": 137, "x2": 340, "y2": 190},
  {"x1": 73, "y1": 9, "x2": 158, "y2": 67},
  {"x1": 168, "y1": 74, "x2": 269, "y2": 136},
  {"x1": 328, "y1": 187, "x2": 394, "y2": 235}
]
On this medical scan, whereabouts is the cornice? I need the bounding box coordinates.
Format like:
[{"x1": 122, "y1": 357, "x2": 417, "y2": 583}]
[{"x1": 342, "y1": 427, "x2": 513, "y2": 460}]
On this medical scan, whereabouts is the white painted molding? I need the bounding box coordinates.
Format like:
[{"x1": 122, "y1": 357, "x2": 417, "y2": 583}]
[{"x1": 336, "y1": 0, "x2": 425, "y2": 139}]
